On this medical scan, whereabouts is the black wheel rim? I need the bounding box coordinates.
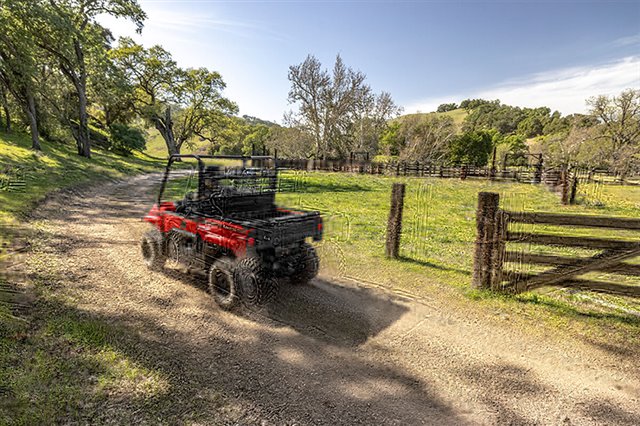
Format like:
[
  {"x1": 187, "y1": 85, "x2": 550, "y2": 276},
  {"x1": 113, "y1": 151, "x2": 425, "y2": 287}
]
[
  {"x1": 167, "y1": 239, "x2": 180, "y2": 267},
  {"x1": 238, "y1": 271, "x2": 259, "y2": 304}
]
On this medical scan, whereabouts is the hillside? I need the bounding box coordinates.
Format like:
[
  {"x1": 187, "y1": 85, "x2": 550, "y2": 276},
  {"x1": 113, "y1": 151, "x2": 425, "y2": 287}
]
[
  {"x1": 144, "y1": 129, "x2": 214, "y2": 158},
  {"x1": 395, "y1": 108, "x2": 468, "y2": 129},
  {"x1": 0, "y1": 132, "x2": 163, "y2": 250}
]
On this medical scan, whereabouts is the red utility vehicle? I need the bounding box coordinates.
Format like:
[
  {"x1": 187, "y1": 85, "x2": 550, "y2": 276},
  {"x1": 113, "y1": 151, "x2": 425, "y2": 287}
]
[{"x1": 141, "y1": 155, "x2": 322, "y2": 309}]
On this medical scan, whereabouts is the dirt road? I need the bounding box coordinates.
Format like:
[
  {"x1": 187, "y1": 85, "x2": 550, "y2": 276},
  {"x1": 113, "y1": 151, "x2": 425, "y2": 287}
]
[{"x1": 23, "y1": 175, "x2": 640, "y2": 425}]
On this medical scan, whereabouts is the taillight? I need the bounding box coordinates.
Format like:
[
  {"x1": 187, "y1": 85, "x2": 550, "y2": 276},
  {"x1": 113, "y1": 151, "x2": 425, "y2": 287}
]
[
  {"x1": 248, "y1": 237, "x2": 255, "y2": 246},
  {"x1": 317, "y1": 222, "x2": 323, "y2": 231}
]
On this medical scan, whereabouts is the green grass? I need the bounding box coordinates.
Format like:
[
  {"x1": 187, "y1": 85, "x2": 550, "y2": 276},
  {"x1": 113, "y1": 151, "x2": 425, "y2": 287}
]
[
  {"x1": 0, "y1": 131, "x2": 167, "y2": 424},
  {"x1": 144, "y1": 128, "x2": 212, "y2": 159},
  {"x1": 277, "y1": 172, "x2": 639, "y2": 286},
  {"x1": 396, "y1": 108, "x2": 469, "y2": 131},
  {"x1": 0, "y1": 131, "x2": 163, "y2": 239},
  {"x1": 276, "y1": 171, "x2": 640, "y2": 342},
  {"x1": 1, "y1": 302, "x2": 169, "y2": 424}
]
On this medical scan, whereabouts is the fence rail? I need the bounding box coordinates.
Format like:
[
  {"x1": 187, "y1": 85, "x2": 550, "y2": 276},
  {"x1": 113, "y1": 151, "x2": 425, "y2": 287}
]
[
  {"x1": 506, "y1": 212, "x2": 640, "y2": 230},
  {"x1": 471, "y1": 192, "x2": 640, "y2": 298},
  {"x1": 272, "y1": 157, "x2": 640, "y2": 186}
]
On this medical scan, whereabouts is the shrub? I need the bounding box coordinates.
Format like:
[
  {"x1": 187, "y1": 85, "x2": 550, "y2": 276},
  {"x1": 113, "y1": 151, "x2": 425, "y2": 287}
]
[
  {"x1": 449, "y1": 130, "x2": 496, "y2": 166},
  {"x1": 109, "y1": 124, "x2": 145, "y2": 156}
]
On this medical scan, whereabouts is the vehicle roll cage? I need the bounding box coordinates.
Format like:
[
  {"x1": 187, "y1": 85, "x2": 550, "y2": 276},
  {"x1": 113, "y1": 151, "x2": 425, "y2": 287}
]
[{"x1": 157, "y1": 154, "x2": 277, "y2": 205}]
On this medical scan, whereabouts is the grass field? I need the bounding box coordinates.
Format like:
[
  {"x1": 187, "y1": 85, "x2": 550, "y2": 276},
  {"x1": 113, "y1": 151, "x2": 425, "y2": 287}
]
[
  {"x1": 144, "y1": 129, "x2": 212, "y2": 159},
  {"x1": 275, "y1": 171, "x2": 640, "y2": 340},
  {"x1": 395, "y1": 108, "x2": 468, "y2": 130}
]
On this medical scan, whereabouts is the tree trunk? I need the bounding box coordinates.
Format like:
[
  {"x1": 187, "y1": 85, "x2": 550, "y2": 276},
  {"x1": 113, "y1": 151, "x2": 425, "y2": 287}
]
[
  {"x1": 25, "y1": 89, "x2": 41, "y2": 151},
  {"x1": 77, "y1": 82, "x2": 91, "y2": 158},
  {"x1": 73, "y1": 39, "x2": 91, "y2": 158},
  {"x1": 1, "y1": 87, "x2": 10, "y2": 132},
  {"x1": 154, "y1": 106, "x2": 179, "y2": 157},
  {"x1": 105, "y1": 107, "x2": 112, "y2": 129}
]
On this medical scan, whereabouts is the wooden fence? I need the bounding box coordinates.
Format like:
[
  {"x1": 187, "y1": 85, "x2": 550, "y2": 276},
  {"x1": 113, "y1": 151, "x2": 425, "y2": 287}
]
[
  {"x1": 273, "y1": 157, "x2": 640, "y2": 186},
  {"x1": 276, "y1": 158, "x2": 547, "y2": 182},
  {"x1": 472, "y1": 192, "x2": 640, "y2": 297}
]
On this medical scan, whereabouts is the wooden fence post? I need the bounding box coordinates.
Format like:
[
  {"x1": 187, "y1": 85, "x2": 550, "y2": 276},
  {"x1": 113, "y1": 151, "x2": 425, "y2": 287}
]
[
  {"x1": 491, "y1": 210, "x2": 507, "y2": 290},
  {"x1": 561, "y1": 167, "x2": 570, "y2": 205},
  {"x1": 385, "y1": 183, "x2": 406, "y2": 259},
  {"x1": 472, "y1": 192, "x2": 500, "y2": 289},
  {"x1": 534, "y1": 154, "x2": 543, "y2": 184},
  {"x1": 501, "y1": 154, "x2": 508, "y2": 178},
  {"x1": 461, "y1": 164, "x2": 468, "y2": 180},
  {"x1": 569, "y1": 173, "x2": 578, "y2": 205},
  {"x1": 490, "y1": 146, "x2": 497, "y2": 180}
]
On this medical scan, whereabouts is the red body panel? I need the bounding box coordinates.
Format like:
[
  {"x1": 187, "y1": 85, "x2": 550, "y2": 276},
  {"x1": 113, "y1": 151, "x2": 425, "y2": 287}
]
[{"x1": 144, "y1": 202, "x2": 251, "y2": 257}]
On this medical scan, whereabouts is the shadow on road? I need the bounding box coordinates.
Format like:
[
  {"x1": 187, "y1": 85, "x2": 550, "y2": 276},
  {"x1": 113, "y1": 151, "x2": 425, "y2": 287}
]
[
  {"x1": 262, "y1": 278, "x2": 409, "y2": 346},
  {"x1": 158, "y1": 266, "x2": 409, "y2": 348},
  {"x1": 7, "y1": 260, "x2": 469, "y2": 425}
]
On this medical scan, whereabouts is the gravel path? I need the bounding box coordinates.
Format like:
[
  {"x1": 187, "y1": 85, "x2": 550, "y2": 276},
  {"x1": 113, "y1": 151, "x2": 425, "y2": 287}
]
[{"x1": 25, "y1": 174, "x2": 640, "y2": 425}]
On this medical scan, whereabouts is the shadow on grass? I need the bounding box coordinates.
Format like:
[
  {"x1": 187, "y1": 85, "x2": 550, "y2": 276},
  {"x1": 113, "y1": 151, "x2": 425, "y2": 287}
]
[
  {"x1": 397, "y1": 255, "x2": 471, "y2": 276},
  {"x1": 134, "y1": 149, "x2": 166, "y2": 162},
  {"x1": 466, "y1": 288, "x2": 640, "y2": 338},
  {"x1": 278, "y1": 176, "x2": 374, "y2": 194},
  {"x1": 515, "y1": 293, "x2": 640, "y2": 326}
]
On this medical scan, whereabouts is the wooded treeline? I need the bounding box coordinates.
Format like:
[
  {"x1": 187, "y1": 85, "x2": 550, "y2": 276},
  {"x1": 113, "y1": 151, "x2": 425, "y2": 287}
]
[
  {"x1": 0, "y1": 1, "x2": 402, "y2": 162},
  {"x1": 0, "y1": 0, "x2": 241, "y2": 158},
  {"x1": 1, "y1": 1, "x2": 637, "y2": 177},
  {"x1": 276, "y1": 58, "x2": 638, "y2": 178},
  {"x1": 376, "y1": 91, "x2": 640, "y2": 178}
]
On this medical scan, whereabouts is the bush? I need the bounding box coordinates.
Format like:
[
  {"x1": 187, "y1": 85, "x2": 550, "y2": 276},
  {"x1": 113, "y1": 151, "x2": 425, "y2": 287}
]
[
  {"x1": 379, "y1": 122, "x2": 402, "y2": 156},
  {"x1": 436, "y1": 103, "x2": 458, "y2": 113},
  {"x1": 109, "y1": 124, "x2": 145, "y2": 156},
  {"x1": 502, "y1": 134, "x2": 529, "y2": 166},
  {"x1": 449, "y1": 130, "x2": 496, "y2": 166}
]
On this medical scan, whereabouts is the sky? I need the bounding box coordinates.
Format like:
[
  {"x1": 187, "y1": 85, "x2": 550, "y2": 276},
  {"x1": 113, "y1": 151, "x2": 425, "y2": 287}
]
[{"x1": 99, "y1": 0, "x2": 640, "y2": 123}]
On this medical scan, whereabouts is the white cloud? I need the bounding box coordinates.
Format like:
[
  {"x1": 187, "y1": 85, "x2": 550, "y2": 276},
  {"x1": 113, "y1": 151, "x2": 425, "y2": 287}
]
[
  {"x1": 96, "y1": 2, "x2": 291, "y2": 122},
  {"x1": 405, "y1": 56, "x2": 640, "y2": 114},
  {"x1": 612, "y1": 33, "x2": 640, "y2": 47},
  {"x1": 98, "y1": 3, "x2": 288, "y2": 51}
]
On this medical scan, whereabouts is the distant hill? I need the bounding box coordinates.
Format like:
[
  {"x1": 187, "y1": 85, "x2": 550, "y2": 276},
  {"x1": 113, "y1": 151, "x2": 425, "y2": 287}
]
[
  {"x1": 241, "y1": 115, "x2": 279, "y2": 127},
  {"x1": 144, "y1": 130, "x2": 219, "y2": 158},
  {"x1": 394, "y1": 108, "x2": 468, "y2": 130}
]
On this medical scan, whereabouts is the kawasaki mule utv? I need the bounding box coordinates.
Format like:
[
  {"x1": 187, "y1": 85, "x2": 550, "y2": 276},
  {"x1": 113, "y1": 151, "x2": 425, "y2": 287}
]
[{"x1": 141, "y1": 155, "x2": 322, "y2": 310}]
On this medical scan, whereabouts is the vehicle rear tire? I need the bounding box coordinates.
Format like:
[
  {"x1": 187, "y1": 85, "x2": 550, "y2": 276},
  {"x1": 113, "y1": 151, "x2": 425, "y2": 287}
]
[
  {"x1": 208, "y1": 257, "x2": 239, "y2": 311},
  {"x1": 233, "y1": 257, "x2": 278, "y2": 306},
  {"x1": 141, "y1": 229, "x2": 166, "y2": 271},
  {"x1": 290, "y1": 243, "x2": 319, "y2": 285}
]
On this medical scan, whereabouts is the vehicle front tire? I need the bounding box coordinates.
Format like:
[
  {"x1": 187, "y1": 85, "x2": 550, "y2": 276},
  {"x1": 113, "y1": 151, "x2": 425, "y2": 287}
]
[
  {"x1": 141, "y1": 229, "x2": 166, "y2": 271},
  {"x1": 290, "y1": 243, "x2": 319, "y2": 285},
  {"x1": 208, "y1": 257, "x2": 239, "y2": 311},
  {"x1": 233, "y1": 257, "x2": 278, "y2": 306}
]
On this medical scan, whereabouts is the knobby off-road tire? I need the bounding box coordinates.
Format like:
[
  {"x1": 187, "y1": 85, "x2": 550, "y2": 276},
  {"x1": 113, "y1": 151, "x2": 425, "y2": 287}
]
[
  {"x1": 290, "y1": 243, "x2": 319, "y2": 285},
  {"x1": 208, "y1": 257, "x2": 239, "y2": 311},
  {"x1": 141, "y1": 229, "x2": 166, "y2": 271},
  {"x1": 233, "y1": 257, "x2": 278, "y2": 306}
]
